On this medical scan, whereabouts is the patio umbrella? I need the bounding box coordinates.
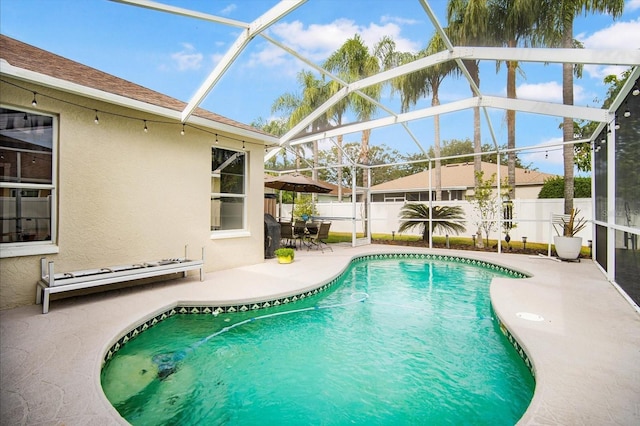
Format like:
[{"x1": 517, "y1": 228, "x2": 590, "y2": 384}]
[{"x1": 264, "y1": 173, "x2": 332, "y2": 220}]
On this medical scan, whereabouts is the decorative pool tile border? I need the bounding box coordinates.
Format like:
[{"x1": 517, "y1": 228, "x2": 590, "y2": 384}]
[
  {"x1": 493, "y1": 308, "x2": 535, "y2": 377},
  {"x1": 103, "y1": 252, "x2": 530, "y2": 366},
  {"x1": 351, "y1": 253, "x2": 530, "y2": 278}
]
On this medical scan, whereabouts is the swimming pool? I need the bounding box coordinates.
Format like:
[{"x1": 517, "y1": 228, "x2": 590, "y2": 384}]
[{"x1": 101, "y1": 254, "x2": 535, "y2": 425}]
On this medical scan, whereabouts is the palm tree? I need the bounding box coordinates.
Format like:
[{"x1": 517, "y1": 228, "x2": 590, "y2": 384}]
[
  {"x1": 272, "y1": 70, "x2": 330, "y2": 179},
  {"x1": 535, "y1": 0, "x2": 624, "y2": 215},
  {"x1": 489, "y1": 0, "x2": 538, "y2": 199},
  {"x1": 447, "y1": 0, "x2": 492, "y2": 187},
  {"x1": 325, "y1": 77, "x2": 351, "y2": 201},
  {"x1": 391, "y1": 32, "x2": 456, "y2": 201},
  {"x1": 398, "y1": 204, "x2": 466, "y2": 241},
  {"x1": 324, "y1": 34, "x2": 383, "y2": 236}
]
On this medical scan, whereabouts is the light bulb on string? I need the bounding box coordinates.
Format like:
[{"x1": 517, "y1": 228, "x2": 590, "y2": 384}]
[
  {"x1": 242, "y1": 141, "x2": 246, "y2": 151},
  {"x1": 181, "y1": 123, "x2": 185, "y2": 136},
  {"x1": 624, "y1": 108, "x2": 631, "y2": 118},
  {"x1": 31, "y1": 92, "x2": 37, "y2": 106},
  {"x1": 94, "y1": 110, "x2": 99, "y2": 125},
  {"x1": 545, "y1": 151, "x2": 548, "y2": 159},
  {"x1": 215, "y1": 134, "x2": 219, "y2": 144},
  {"x1": 633, "y1": 83, "x2": 639, "y2": 96},
  {"x1": 143, "y1": 120, "x2": 148, "y2": 133}
]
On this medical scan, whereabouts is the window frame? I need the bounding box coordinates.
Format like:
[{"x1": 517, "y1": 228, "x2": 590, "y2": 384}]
[
  {"x1": 0, "y1": 105, "x2": 58, "y2": 258},
  {"x1": 210, "y1": 146, "x2": 249, "y2": 239}
]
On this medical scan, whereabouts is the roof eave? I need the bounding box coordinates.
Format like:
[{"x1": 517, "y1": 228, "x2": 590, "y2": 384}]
[{"x1": 0, "y1": 59, "x2": 277, "y2": 144}]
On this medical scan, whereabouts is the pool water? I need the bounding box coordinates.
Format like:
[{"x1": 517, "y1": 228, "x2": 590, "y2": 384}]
[{"x1": 101, "y1": 257, "x2": 535, "y2": 425}]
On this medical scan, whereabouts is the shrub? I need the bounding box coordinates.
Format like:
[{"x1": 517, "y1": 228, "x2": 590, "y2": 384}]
[{"x1": 538, "y1": 176, "x2": 591, "y2": 198}]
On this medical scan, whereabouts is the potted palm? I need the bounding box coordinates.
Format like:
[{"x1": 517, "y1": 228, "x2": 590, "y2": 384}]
[
  {"x1": 274, "y1": 247, "x2": 295, "y2": 264},
  {"x1": 553, "y1": 208, "x2": 588, "y2": 260}
]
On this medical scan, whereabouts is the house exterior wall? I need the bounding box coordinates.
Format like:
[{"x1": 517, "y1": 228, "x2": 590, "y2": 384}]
[{"x1": 0, "y1": 80, "x2": 265, "y2": 309}]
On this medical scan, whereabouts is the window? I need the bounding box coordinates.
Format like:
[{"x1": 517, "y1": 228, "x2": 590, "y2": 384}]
[
  {"x1": 1, "y1": 107, "x2": 55, "y2": 249},
  {"x1": 211, "y1": 146, "x2": 246, "y2": 233}
]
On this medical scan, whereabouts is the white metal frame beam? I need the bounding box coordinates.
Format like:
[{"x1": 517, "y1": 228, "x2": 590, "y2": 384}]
[
  {"x1": 287, "y1": 96, "x2": 612, "y2": 146},
  {"x1": 110, "y1": 0, "x2": 250, "y2": 28},
  {"x1": 278, "y1": 46, "x2": 636, "y2": 149},
  {"x1": 180, "y1": 1, "x2": 306, "y2": 122},
  {"x1": 111, "y1": 0, "x2": 638, "y2": 159}
]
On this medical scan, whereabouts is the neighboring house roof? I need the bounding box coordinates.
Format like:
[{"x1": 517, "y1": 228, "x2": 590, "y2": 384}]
[
  {"x1": 321, "y1": 181, "x2": 352, "y2": 197},
  {"x1": 0, "y1": 35, "x2": 273, "y2": 140},
  {"x1": 371, "y1": 161, "x2": 557, "y2": 191}
]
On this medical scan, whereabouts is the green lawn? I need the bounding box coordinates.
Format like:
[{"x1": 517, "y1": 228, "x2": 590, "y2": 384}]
[{"x1": 326, "y1": 232, "x2": 591, "y2": 257}]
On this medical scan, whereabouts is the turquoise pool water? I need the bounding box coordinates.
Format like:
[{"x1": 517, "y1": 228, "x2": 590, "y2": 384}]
[{"x1": 101, "y1": 256, "x2": 535, "y2": 425}]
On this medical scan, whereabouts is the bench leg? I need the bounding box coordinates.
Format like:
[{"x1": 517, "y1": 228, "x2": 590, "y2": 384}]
[
  {"x1": 36, "y1": 284, "x2": 42, "y2": 305},
  {"x1": 42, "y1": 289, "x2": 50, "y2": 314}
]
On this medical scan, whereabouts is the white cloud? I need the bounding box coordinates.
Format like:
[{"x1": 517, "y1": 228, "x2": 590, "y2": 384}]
[
  {"x1": 516, "y1": 81, "x2": 587, "y2": 103},
  {"x1": 628, "y1": 0, "x2": 640, "y2": 12},
  {"x1": 517, "y1": 81, "x2": 562, "y2": 102},
  {"x1": 170, "y1": 43, "x2": 203, "y2": 71},
  {"x1": 583, "y1": 64, "x2": 629, "y2": 80},
  {"x1": 578, "y1": 18, "x2": 640, "y2": 79},
  {"x1": 579, "y1": 18, "x2": 640, "y2": 49},
  {"x1": 220, "y1": 4, "x2": 237, "y2": 15},
  {"x1": 251, "y1": 18, "x2": 421, "y2": 69}
]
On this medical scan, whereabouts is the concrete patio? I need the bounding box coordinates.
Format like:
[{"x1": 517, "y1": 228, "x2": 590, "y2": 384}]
[{"x1": 1, "y1": 244, "x2": 639, "y2": 425}]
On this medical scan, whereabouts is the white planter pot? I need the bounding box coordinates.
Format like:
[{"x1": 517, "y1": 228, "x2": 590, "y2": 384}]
[{"x1": 554, "y1": 236, "x2": 583, "y2": 260}]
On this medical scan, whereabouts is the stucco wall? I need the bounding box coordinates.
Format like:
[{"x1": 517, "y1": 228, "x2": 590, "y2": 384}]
[{"x1": 0, "y1": 80, "x2": 265, "y2": 309}]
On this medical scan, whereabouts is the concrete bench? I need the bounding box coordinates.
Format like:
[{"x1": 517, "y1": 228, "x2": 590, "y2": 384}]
[{"x1": 36, "y1": 247, "x2": 204, "y2": 314}]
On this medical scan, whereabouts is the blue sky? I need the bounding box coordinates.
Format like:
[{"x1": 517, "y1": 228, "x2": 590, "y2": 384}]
[{"x1": 2, "y1": 0, "x2": 640, "y2": 175}]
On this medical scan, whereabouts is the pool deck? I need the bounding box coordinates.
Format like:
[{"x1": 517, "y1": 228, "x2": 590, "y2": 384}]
[{"x1": 1, "y1": 244, "x2": 639, "y2": 425}]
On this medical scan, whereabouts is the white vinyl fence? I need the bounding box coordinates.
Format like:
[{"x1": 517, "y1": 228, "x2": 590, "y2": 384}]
[{"x1": 276, "y1": 198, "x2": 593, "y2": 245}]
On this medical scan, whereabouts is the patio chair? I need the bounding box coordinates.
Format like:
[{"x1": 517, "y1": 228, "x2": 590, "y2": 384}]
[
  {"x1": 280, "y1": 222, "x2": 295, "y2": 248},
  {"x1": 307, "y1": 221, "x2": 333, "y2": 252},
  {"x1": 293, "y1": 220, "x2": 307, "y2": 248}
]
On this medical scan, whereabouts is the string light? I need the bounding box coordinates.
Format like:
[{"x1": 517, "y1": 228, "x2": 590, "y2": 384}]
[
  {"x1": 633, "y1": 81, "x2": 639, "y2": 96},
  {"x1": 242, "y1": 140, "x2": 246, "y2": 151},
  {"x1": 545, "y1": 151, "x2": 548, "y2": 159},
  {"x1": 624, "y1": 108, "x2": 631, "y2": 118},
  {"x1": 1, "y1": 78, "x2": 264, "y2": 150},
  {"x1": 181, "y1": 123, "x2": 185, "y2": 136}
]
